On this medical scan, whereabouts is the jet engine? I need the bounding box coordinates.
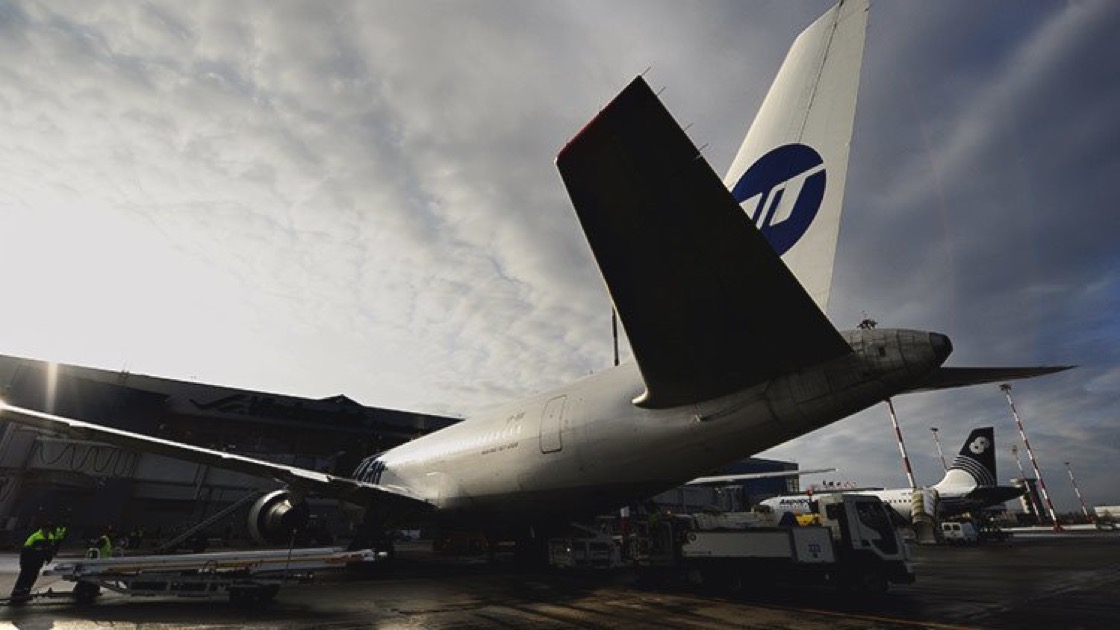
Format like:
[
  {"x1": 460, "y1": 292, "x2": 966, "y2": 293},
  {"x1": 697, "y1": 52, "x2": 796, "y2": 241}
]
[{"x1": 247, "y1": 489, "x2": 310, "y2": 545}]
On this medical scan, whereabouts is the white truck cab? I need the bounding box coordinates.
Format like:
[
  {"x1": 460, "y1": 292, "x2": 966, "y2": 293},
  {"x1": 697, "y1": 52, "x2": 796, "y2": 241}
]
[{"x1": 940, "y1": 521, "x2": 978, "y2": 544}]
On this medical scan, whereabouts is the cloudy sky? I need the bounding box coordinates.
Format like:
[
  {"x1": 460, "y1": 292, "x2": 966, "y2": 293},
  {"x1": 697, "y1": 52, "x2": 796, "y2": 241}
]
[{"x1": 1, "y1": 1, "x2": 1116, "y2": 513}]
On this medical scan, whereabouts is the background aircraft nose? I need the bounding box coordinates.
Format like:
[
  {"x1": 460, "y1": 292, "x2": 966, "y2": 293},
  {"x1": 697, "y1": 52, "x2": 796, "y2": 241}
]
[{"x1": 930, "y1": 333, "x2": 953, "y2": 362}]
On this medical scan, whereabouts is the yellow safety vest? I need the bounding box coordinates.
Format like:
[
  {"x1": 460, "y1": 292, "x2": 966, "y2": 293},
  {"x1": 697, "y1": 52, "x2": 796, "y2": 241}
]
[
  {"x1": 97, "y1": 535, "x2": 112, "y2": 558},
  {"x1": 23, "y1": 529, "x2": 50, "y2": 549}
]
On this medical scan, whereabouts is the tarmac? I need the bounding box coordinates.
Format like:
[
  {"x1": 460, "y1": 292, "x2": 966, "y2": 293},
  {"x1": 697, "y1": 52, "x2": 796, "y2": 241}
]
[{"x1": 1, "y1": 528, "x2": 1117, "y2": 629}]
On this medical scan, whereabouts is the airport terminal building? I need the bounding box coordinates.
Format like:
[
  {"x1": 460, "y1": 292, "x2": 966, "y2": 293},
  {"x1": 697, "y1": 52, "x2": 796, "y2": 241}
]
[{"x1": 0, "y1": 355, "x2": 459, "y2": 547}]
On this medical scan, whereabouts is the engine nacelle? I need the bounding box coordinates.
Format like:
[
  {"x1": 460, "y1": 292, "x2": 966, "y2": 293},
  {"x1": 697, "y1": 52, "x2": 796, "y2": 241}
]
[
  {"x1": 911, "y1": 487, "x2": 941, "y2": 545},
  {"x1": 247, "y1": 490, "x2": 310, "y2": 545}
]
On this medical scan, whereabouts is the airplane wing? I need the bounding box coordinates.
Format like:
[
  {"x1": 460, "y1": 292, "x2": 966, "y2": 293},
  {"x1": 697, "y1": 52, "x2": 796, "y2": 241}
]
[
  {"x1": 685, "y1": 468, "x2": 835, "y2": 485},
  {"x1": 903, "y1": 366, "x2": 1073, "y2": 393},
  {"x1": 556, "y1": 77, "x2": 852, "y2": 409},
  {"x1": 0, "y1": 400, "x2": 431, "y2": 515}
]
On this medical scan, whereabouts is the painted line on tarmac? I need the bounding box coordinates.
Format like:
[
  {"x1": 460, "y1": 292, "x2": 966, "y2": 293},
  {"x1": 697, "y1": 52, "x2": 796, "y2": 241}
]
[{"x1": 754, "y1": 602, "x2": 976, "y2": 630}]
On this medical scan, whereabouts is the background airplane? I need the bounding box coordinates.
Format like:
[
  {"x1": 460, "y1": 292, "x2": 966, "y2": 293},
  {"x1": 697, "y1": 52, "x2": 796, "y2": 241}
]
[{"x1": 760, "y1": 427, "x2": 1025, "y2": 523}]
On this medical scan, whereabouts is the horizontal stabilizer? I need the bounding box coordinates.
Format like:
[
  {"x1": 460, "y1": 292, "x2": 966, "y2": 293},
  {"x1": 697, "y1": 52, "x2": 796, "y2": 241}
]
[
  {"x1": 557, "y1": 77, "x2": 851, "y2": 408},
  {"x1": 967, "y1": 485, "x2": 1026, "y2": 504},
  {"x1": 905, "y1": 366, "x2": 1073, "y2": 393}
]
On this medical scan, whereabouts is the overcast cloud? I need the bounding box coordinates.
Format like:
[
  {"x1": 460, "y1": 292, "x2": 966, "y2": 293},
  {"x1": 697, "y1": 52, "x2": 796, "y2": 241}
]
[{"x1": 0, "y1": 0, "x2": 1116, "y2": 512}]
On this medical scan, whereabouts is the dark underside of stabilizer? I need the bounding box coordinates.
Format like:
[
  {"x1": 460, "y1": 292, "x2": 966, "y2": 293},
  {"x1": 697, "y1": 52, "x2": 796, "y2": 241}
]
[
  {"x1": 557, "y1": 77, "x2": 851, "y2": 409},
  {"x1": 968, "y1": 485, "x2": 1027, "y2": 504},
  {"x1": 905, "y1": 366, "x2": 1073, "y2": 393}
]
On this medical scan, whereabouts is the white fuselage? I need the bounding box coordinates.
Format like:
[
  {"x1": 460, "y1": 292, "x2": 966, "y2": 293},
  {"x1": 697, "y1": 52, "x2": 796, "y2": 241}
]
[
  {"x1": 761, "y1": 479, "x2": 977, "y2": 523},
  {"x1": 365, "y1": 328, "x2": 950, "y2": 527}
]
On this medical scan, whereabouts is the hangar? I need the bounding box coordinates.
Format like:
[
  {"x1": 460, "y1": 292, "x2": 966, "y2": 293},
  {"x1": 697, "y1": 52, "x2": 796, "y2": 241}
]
[{"x1": 0, "y1": 354, "x2": 457, "y2": 547}]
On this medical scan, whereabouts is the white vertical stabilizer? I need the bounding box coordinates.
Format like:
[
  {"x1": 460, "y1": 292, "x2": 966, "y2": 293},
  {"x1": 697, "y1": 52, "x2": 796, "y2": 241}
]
[{"x1": 723, "y1": 0, "x2": 868, "y2": 314}]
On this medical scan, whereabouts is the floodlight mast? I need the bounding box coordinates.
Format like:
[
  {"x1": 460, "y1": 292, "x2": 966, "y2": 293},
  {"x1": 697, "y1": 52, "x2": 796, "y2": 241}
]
[
  {"x1": 1011, "y1": 443, "x2": 1044, "y2": 523},
  {"x1": 1001, "y1": 383, "x2": 1062, "y2": 531},
  {"x1": 886, "y1": 398, "x2": 917, "y2": 489},
  {"x1": 1064, "y1": 461, "x2": 1092, "y2": 521},
  {"x1": 930, "y1": 426, "x2": 948, "y2": 471}
]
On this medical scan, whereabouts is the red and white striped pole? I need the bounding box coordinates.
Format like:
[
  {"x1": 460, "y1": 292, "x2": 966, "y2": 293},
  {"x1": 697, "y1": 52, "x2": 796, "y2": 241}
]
[
  {"x1": 1000, "y1": 384, "x2": 1062, "y2": 531},
  {"x1": 886, "y1": 398, "x2": 917, "y2": 488},
  {"x1": 1011, "y1": 444, "x2": 1043, "y2": 522},
  {"x1": 931, "y1": 426, "x2": 948, "y2": 472},
  {"x1": 1064, "y1": 461, "x2": 1092, "y2": 521}
]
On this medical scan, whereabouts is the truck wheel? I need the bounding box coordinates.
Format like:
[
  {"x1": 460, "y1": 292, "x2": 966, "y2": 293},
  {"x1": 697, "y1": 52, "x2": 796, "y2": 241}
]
[
  {"x1": 230, "y1": 584, "x2": 279, "y2": 606},
  {"x1": 723, "y1": 572, "x2": 745, "y2": 595},
  {"x1": 256, "y1": 584, "x2": 280, "y2": 602},
  {"x1": 229, "y1": 586, "x2": 259, "y2": 606},
  {"x1": 698, "y1": 568, "x2": 720, "y2": 591},
  {"x1": 699, "y1": 568, "x2": 743, "y2": 595},
  {"x1": 858, "y1": 573, "x2": 889, "y2": 596},
  {"x1": 74, "y1": 581, "x2": 101, "y2": 605}
]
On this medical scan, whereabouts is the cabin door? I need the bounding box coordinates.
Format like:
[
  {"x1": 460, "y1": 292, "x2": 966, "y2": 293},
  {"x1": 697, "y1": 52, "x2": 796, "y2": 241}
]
[{"x1": 539, "y1": 395, "x2": 566, "y2": 454}]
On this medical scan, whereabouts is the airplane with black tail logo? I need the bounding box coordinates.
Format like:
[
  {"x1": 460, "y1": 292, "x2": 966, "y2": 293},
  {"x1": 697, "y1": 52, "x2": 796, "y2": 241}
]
[{"x1": 760, "y1": 427, "x2": 1025, "y2": 523}]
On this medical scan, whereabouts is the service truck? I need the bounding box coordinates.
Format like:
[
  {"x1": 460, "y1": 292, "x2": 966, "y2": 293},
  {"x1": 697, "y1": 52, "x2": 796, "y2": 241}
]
[
  {"x1": 1094, "y1": 505, "x2": 1120, "y2": 530},
  {"x1": 632, "y1": 494, "x2": 913, "y2": 594}
]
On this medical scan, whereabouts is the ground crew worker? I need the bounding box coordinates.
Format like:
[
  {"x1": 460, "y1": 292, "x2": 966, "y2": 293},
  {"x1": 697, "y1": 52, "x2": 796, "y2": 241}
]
[
  {"x1": 49, "y1": 523, "x2": 68, "y2": 559},
  {"x1": 9, "y1": 521, "x2": 54, "y2": 605},
  {"x1": 96, "y1": 526, "x2": 114, "y2": 559},
  {"x1": 127, "y1": 526, "x2": 144, "y2": 550}
]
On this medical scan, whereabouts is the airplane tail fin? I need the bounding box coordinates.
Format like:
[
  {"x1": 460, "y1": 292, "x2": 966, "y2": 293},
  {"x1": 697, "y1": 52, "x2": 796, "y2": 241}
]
[
  {"x1": 934, "y1": 427, "x2": 997, "y2": 491},
  {"x1": 723, "y1": 0, "x2": 869, "y2": 313}
]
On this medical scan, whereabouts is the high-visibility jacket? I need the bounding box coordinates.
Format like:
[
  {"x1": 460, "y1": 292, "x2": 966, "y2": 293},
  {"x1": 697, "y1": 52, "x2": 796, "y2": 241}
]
[
  {"x1": 23, "y1": 529, "x2": 51, "y2": 550},
  {"x1": 50, "y1": 526, "x2": 67, "y2": 542},
  {"x1": 97, "y1": 534, "x2": 112, "y2": 558}
]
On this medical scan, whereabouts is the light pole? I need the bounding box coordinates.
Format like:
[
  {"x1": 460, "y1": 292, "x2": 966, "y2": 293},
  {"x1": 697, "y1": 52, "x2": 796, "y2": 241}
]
[
  {"x1": 1064, "y1": 461, "x2": 1092, "y2": 521},
  {"x1": 930, "y1": 426, "x2": 947, "y2": 472},
  {"x1": 1011, "y1": 444, "x2": 1042, "y2": 522},
  {"x1": 885, "y1": 398, "x2": 916, "y2": 488},
  {"x1": 1000, "y1": 384, "x2": 1062, "y2": 531}
]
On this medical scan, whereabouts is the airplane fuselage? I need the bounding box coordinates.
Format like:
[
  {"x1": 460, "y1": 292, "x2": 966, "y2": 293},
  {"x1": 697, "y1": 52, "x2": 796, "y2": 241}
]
[
  {"x1": 766, "y1": 483, "x2": 1023, "y2": 523},
  {"x1": 359, "y1": 328, "x2": 951, "y2": 527}
]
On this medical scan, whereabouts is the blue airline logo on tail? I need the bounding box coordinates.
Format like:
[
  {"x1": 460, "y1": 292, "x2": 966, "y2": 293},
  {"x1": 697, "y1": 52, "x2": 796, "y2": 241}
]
[{"x1": 731, "y1": 143, "x2": 825, "y2": 256}]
